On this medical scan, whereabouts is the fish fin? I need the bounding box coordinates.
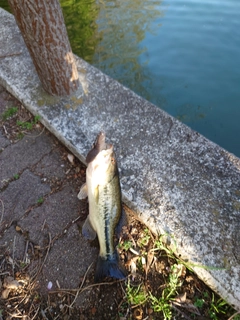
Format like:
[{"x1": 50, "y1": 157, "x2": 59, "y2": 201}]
[
  {"x1": 82, "y1": 216, "x2": 96, "y2": 240},
  {"x1": 78, "y1": 183, "x2": 88, "y2": 199},
  {"x1": 94, "y1": 252, "x2": 126, "y2": 282},
  {"x1": 115, "y1": 208, "x2": 128, "y2": 237}
]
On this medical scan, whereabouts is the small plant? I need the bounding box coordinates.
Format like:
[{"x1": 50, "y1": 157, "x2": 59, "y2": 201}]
[
  {"x1": 2, "y1": 107, "x2": 18, "y2": 120},
  {"x1": 119, "y1": 240, "x2": 133, "y2": 251},
  {"x1": 194, "y1": 298, "x2": 205, "y2": 308},
  {"x1": 13, "y1": 173, "x2": 19, "y2": 180},
  {"x1": 208, "y1": 293, "x2": 228, "y2": 319},
  {"x1": 126, "y1": 281, "x2": 148, "y2": 306},
  {"x1": 20, "y1": 261, "x2": 27, "y2": 268},
  {"x1": 153, "y1": 234, "x2": 176, "y2": 258},
  {"x1": 137, "y1": 228, "x2": 151, "y2": 247},
  {"x1": 167, "y1": 264, "x2": 182, "y2": 295},
  {"x1": 149, "y1": 292, "x2": 172, "y2": 320},
  {"x1": 17, "y1": 120, "x2": 33, "y2": 130},
  {"x1": 17, "y1": 115, "x2": 41, "y2": 130},
  {"x1": 34, "y1": 115, "x2": 41, "y2": 122},
  {"x1": 17, "y1": 132, "x2": 24, "y2": 140},
  {"x1": 37, "y1": 197, "x2": 44, "y2": 204}
]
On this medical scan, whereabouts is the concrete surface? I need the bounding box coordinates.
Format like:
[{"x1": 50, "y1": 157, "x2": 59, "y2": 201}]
[{"x1": 0, "y1": 8, "x2": 240, "y2": 310}]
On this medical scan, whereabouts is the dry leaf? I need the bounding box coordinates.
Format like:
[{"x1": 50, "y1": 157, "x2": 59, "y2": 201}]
[
  {"x1": 145, "y1": 250, "x2": 155, "y2": 276},
  {"x1": 172, "y1": 293, "x2": 201, "y2": 316},
  {"x1": 15, "y1": 225, "x2": 21, "y2": 232},
  {"x1": 133, "y1": 307, "x2": 143, "y2": 320},
  {"x1": 173, "y1": 292, "x2": 187, "y2": 304},
  {"x1": 4, "y1": 276, "x2": 20, "y2": 289},
  {"x1": 1, "y1": 288, "x2": 11, "y2": 299},
  {"x1": 129, "y1": 247, "x2": 140, "y2": 255},
  {"x1": 126, "y1": 256, "x2": 138, "y2": 276},
  {"x1": 129, "y1": 259, "x2": 137, "y2": 275},
  {"x1": 67, "y1": 153, "x2": 74, "y2": 164}
]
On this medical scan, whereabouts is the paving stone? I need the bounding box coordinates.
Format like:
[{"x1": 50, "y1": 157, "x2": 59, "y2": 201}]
[
  {"x1": 0, "y1": 225, "x2": 26, "y2": 261},
  {"x1": 0, "y1": 132, "x2": 53, "y2": 189},
  {"x1": 19, "y1": 185, "x2": 80, "y2": 247},
  {"x1": 33, "y1": 148, "x2": 67, "y2": 180},
  {"x1": 0, "y1": 83, "x2": 20, "y2": 114},
  {"x1": 39, "y1": 224, "x2": 98, "y2": 307},
  {"x1": 0, "y1": 131, "x2": 10, "y2": 150},
  {"x1": 0, "y1": 169, "x2": 51, "y2": 232}
]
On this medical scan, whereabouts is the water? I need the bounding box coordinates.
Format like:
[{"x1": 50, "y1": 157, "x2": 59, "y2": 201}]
[{"x1": 1, "y1": 0, "x2": 240, "y2": 157}]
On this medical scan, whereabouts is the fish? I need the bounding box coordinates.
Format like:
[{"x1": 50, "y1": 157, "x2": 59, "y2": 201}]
[{"x1": 78, "y1": 132, "x2": 126, "y2": 282}]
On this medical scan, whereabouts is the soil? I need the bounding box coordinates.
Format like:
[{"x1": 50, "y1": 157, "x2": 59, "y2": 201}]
[{"x1": 0, "y1": 85, "x2": 239, "y2": 320}]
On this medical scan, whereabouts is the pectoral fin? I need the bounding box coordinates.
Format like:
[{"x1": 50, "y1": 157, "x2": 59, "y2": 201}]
[
  {"x1": 82, "y1": 216, "x2": 96, "y2": 240},
  {"x1": 78, "y1": 183, "x2": 88, "y2": 199}
]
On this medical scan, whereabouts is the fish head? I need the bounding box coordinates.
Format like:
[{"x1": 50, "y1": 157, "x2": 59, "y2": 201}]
[
  {"x1": 86, "y1": 132, "x2": 108, "y2": 163},
  {"x1": 86, "y1": 132, "x2": 118, "y2": 184}
]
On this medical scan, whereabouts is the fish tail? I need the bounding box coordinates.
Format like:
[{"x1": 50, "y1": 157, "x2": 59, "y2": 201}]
[{"x1": 94, "y1": 253, "x2": 126, "y2": 282}]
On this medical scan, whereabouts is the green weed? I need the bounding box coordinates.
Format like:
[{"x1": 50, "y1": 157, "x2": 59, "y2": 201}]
[
  {"x1": 37, "y1": 197, "x2": 44, "y2": 204},
  {"x1": 194, "y1": 298, "x2": 205, "y2": 308},
  {"x1": 126, "y1": 281, "x2": 148, "y2": 306},
  {"x1": 17, "y1": 120, "x2": 33, "y2": 130},
  {"x1": 13, "y1": 174, "x2": 19, "y2": 180},
  {"x1": 17, "y1": 132, "x2": 24, "y2": 140},
  {"x1": 17, "y1": 115, "x2": 41, "y2": 130},
  {"x1": 120, "y1": 228, "x2": 238, "y2": 320},
  {"x1": 125, "y1": 262, "x2": 182, "y2": 320},
  {"x1": 20, "y1": 261, "x2": 27, "y2": 268},
  {"x1": 208, "y1": 293, "x2": 228, "y2": 319},
  {"x1": 137, "y1": 228, "x2": 151, "y2": 247},
  {"x1": 118, "y1": 240, "x2": 133, "y2": 251},
  {"x1": 2, "y1": 107, "x2": 18, "y2": 120},
  {"x1": 149, "y1": 292, "x2": 172, "y2": 320}
]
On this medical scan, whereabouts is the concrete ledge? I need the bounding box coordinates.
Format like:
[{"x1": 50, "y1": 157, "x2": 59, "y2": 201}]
[{"x1": 0, "y1": 8, "x2": 240, "y2": 310}]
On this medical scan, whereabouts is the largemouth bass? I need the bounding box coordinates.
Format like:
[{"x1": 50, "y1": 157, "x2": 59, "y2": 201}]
[{"x1": 78, "y1": 132, "x2": 126, "y2": 282}]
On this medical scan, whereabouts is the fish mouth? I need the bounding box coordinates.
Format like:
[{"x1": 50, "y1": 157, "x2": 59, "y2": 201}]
[
  {"x1": 95, "y1": 132, "x2": 108, "y2": 152},
  {"x1": 86, "y1": 132, "x2": 113, "y2": 163}
]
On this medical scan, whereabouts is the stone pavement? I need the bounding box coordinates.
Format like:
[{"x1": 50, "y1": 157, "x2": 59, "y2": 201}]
[{"x1": 0, "y1": 84, "x2": 98, "y2": 305}]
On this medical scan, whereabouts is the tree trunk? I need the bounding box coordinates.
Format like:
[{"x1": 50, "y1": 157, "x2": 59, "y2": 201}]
[{"x1": 8, "y1": 0, "x2": 79, "y2": 96}]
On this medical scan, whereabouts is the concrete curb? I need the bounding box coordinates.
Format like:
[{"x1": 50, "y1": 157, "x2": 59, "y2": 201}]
[{"x1": 0, "y1": 8, "x2": 239, "y2": 310}]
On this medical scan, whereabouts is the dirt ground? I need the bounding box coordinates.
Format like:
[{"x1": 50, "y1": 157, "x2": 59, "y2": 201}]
[{"x1": 0, "y1": 85, "x2": 239, "y2": 319}]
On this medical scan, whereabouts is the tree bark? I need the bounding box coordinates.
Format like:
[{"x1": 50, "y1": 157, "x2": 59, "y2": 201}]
[{"x1": 8, "y1": 0, "x2": 79, "y2": 96}]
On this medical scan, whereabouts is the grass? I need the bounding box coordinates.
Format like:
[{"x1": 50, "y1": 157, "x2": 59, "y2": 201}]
[
  {"x1": 137, "y1": 228, "x2": 151, "y2": 247},
  {"x1": 117, "y1": 216, "x2": 239, "y2": 320},
  {"x1": 37, "y1": 197, "x2": 44, "y2": 204},
  {"x1": 1, "y1": 105, "x2": 42, "y2": 142},
  {"x1": 149, "y1": 292, "x2": 172, "y2": 320},
  {"x1": 119, "y1": 240, "x2": 133, "y2": 251},
  {"x1": 194, "y1": 297, "x2": 205, "y2": 308},
  {"x1": 1, "y1": 107, "x2": 18, "y2": 121},
  {"x1": 126, "y1": 281, "x2": 148, "y2": 306},
  {"x1": 16, "y1": 115, "x2": 41, "y2": 130},
  {"x1": 208, "y1": 294, "x2": 228, "y2": 320}
]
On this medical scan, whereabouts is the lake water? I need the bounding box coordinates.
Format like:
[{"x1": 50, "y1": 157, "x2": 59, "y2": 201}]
[{"x1": 1, "y1": 0, "x2": 240, "y2": 157}]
